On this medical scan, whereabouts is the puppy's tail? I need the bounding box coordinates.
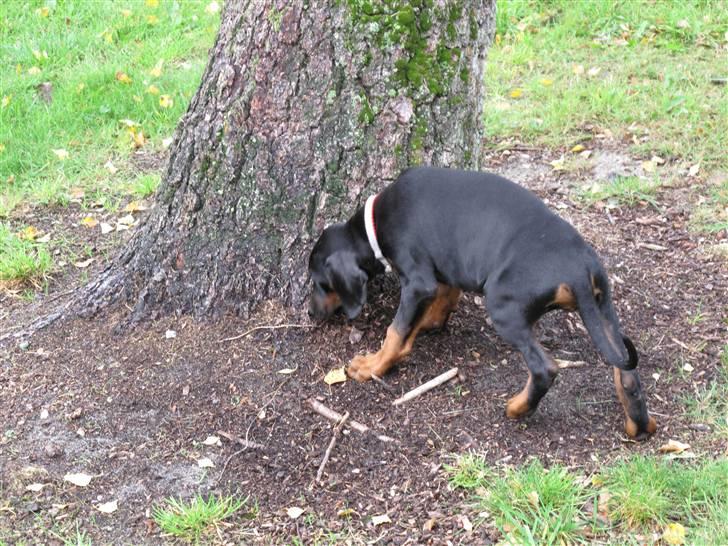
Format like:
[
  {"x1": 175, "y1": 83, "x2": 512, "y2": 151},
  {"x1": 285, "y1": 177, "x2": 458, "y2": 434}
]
[{"x1": 574, "y1": 281, "x2": 637, "y2": 370}]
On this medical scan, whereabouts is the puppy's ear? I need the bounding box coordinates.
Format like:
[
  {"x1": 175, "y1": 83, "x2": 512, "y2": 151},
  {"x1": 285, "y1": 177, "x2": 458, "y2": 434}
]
[{"x1": 325, "y1": 251, "x2": 367, "y2": 319}]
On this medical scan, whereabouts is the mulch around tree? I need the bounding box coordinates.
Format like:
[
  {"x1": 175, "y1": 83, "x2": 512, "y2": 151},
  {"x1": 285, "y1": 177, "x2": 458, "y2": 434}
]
[{"x1": 1, "y1": 149, "x2": 725, "y2": 544}]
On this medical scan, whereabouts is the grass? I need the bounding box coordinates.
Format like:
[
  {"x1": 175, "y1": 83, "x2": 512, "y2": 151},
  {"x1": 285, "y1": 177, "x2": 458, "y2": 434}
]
[
  {"x1": 578, "y1": 174, "x2": 661, "y2": 208},
  {"x1": 0, "y1": 0, "x2": 219, "y2": 217},
  {"x1": 447, "y1": 453, "x2": 728, "y2": 545},
  {"x1": 485, "y1": 0, "x2": 727, "y2": 171},
  {"x1": 683, "y1": 344, "x2": 728, "y2": 439},
  {"x1": 0, "y1": 224, "x2": 52, "y2": 285},
  {"x1": 152, "y1": 494, "x2": 247, "y2": 544}
]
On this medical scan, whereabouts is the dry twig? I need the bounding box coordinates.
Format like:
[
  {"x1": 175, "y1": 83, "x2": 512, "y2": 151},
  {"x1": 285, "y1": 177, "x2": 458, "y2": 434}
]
[
  {"x1": 218, "y1": 323, "x2": 316, "y2": 343},
  {"x1": 392, "y1": 368, "x2": 458, "y2": 406},
  {"x1": 306, "y1": 398, "x2": 395, "y2": 443},
  {"x1": 316, "y1": 411, "x2": 349, "y2": 483}
]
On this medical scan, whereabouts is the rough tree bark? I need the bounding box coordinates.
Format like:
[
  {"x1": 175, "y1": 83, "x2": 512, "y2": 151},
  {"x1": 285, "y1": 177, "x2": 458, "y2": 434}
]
[{"x1": 79, "y1": 0, "x2": 496, "y2": 321}]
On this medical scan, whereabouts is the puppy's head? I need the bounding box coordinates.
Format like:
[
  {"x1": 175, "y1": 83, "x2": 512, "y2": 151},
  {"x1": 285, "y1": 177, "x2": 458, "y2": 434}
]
[{"x1": 308, "y1": 224, "x2": 367, "y2": 321}]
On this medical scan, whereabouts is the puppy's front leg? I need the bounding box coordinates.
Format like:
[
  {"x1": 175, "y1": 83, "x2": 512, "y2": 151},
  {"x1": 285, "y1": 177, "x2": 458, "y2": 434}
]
[{"x1": 347, "y1": 279, "x2": 436, "y2": 382}]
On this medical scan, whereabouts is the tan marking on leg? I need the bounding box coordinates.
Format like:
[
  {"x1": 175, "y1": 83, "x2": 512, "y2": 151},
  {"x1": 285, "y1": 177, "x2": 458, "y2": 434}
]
[
  {"x1": 552, "y1": 283, "x2": 577, "y2": 311},
  {"x1": 614, "y1": 367, "x2": 657, "y2": 438},
  {"x1": 347, "y1": 326, "x2": 405, "y2": 382},
  {"x1": 506, "y1": 373, "x2": 533, "y2": 418}
]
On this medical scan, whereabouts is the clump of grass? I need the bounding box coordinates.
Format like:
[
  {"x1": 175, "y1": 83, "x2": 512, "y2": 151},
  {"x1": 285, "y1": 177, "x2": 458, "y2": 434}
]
[
  {"x1": 129, "y1": 173, "x2": 161, "y2": 198},
  {"x1": 0, "y1": 224, "x2": 52, "y2": 285},
  {"x1": 579, "y1": 175, "x2": 659, "y2": 207},
  {"x1": 682, "y1": 344, "x2": 728, "y2": 439},
  {"x1": 447, "y1": 457, "x2": 590, "y2": 545},
  {"x1": 600, "y1": 456, "x2": 728, "y2": 530},
  {"x1": 152, "y1": 494, "x2": 246, "y2": 544}
]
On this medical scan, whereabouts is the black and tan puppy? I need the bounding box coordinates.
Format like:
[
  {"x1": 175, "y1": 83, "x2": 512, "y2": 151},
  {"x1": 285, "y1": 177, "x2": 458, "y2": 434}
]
[{"x1": 309, "y1": 167, "x2": 656, "y2": 439}]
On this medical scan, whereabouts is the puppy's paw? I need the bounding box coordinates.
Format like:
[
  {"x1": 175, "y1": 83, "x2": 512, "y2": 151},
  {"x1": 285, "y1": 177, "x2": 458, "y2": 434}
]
[
  {"x1": 505, "y1": 392, "x2": 535, "y2": 419},
  {"x1": 347, "y1": 353, "x2": 379, "y2": 382},
  {"x1": 624, "y1": 415, "x2": 657, "y2": 441}
]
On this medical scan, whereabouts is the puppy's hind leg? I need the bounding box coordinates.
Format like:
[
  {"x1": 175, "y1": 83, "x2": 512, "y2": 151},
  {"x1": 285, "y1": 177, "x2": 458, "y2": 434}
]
[{"x1": 487, "y1": 291, "x2": 558, "y2": 418}]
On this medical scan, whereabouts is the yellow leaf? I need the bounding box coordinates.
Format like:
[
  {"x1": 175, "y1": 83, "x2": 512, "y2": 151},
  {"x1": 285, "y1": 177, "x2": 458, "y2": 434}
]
[
  {"x1": 28, "y1": 66, "x2": 42, "y2": 75},
  {"x1": 324, "y1": 367, "x2": 347, "y2": 385},
  {"x1": 0, "y1": 144, "x2": 5, "y2": 153},
  {"x1": 662, "y1": 522, "x2": 686, "y2": 545},
  {"x1": 509, "y1": 88, "x2": 523, "y2": 99},
  {"x1": 205, "y1": 1, "x2": 221, "y2": 14},
  {"x1": 1, "y1": 95, "x2": 11, "y2": 108},
  {"x1": 32, "y1": 49, "x2": 48, "y2": 61},
  {"x1": 572, "y1": 64, "x2": 585, "y2": 75},
  {"x1": 18, "y1": 226, "x2": 39, "y2": 240},
  {"x1": 101, "y1": 29, "x2": 113, "y2": 44},
  {"x1": 641, "y1": 160, "x2": 656, "y2": 173},
  {"x1": 35, "y1": 6, "x2": 50, "y2": 17},
  {"x1": 52, "y1": 148, "x2": 69, "y2": 160},
  {"x1": 115, "y1": 71, "x2": 132, "y2": 84},
  {"x1": 81, "y1": 216, "x2": 99, "y2": 228},
  {"x1": 149, "y1": 60, "x2": 164, "y2": 77},
  {"x1": 658, "y1": 439, "x2": 691, "y2": 454},
  {"x1": 539, "y1": 78, "x2": 553, "y2": 86},
  {"x1": 527, "y1": 491, "x2": 539, "y2": 507},
  {"x1": 133, "y1": 95, "x2": 142, "y2": 103},
  {"x1": 145, "y1": 0, "x2": 159, "y2": 7},
  {"x1": 146, "y1": 84, "x2": 160, "y2": 95},
  {"x1": 77, "y1": 83, "x2": 86, "y2": 93},
  {"x1": 146, "y1": 14, "x2": 159, "y2": 24},
  {"x1": 159, "y1": 94, "x2": 173, "y2": 108},
  {"x1": 124, "y1": 201, "x2": 148, "y2": 213},
  {"x1": 16, "y1": 64, "x2": 22, "y2": 75},
  {"x1": 570, "y1": 144, "x2": 585, "y2": 153},
  {"x1": 129, "y1": 127, "x2": 146, "y2": 148},
  {"x1": 550, "y1": 156, "x2": 566, "y2": 171},
  {"x1": 121, "y1": 9, "x2": 132, "y2": 17}
]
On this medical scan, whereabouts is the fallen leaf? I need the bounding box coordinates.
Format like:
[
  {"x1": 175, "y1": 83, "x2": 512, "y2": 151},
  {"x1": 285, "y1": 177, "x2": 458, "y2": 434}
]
[
  {"x1": 651, "y1": 155, "x2": 665, "y2": 165},
  {"x1": 104, "y1": 160, "x2": 118, "y2": 174},
  {"x1": 146, "y1": 14, "x2": 159, "y2": 25},
  {"x1": 18, "y1": 226, "x2": 39, "y2": 240},
  {"x1": 205, "y1": 1, "x2": 221, "y2": 14},
  {"x1": 35, "y1": 6, "x2": 50, "y2": 17},
  {"x1": 100, "y1": 222, "x2": 114, "y2": 234},
  {"x1": 688, "y1": 163, "x2": 700, "y2": 176},
  {"x1": 572, "y1": 64, "x2": 585, "y2": 75},
  {"x1": 165, "y1": 329, "x2": 176, "y2": 339},
  {"x1": 117, "y1": 214, "x2": 136, "y2": 227},
  {"x1": 28, "y1": 66, "x2": 42, "y2": 75},
  {"x1": 527, "y1": 490, "x2": 540, "y2": 507},
  {"x1": 287, "y1": 506, "x2": 304, "y2": 520},
  {"x1": 159, "y1": 95, "x2": 173, "y2": 109},
  {"x1": 277, "y1": 367, "x2": 297, "y2": 375},
  {"x1": 587, "y1": 66, "x2": 602, "y2": 77},
  {"x1": 662, "y1": 522, "x2": 686, "y2": 545},
  {"x1": 37, "y1": 233, "x2": 51, "y2": 243},
  {"x1": 146, "y1": 84, "x2": 160, "y2": 95},
  {"x1": 371, "y1": 514, "x2": 391, "y2": 526},
  {"x1": 145, "y1": 0, "x2": 159, "y2": 8},
  {"x1": 658, "y1": 440, "x2": 691, "y2": 454},
  {"x1": 460, "y1": 514, "x2": 473, "y2": 532},
  {"x1": 96, "y1": 500, "x2": 118, "y2": 514},
  {"x1": 124, "y1": 201, "x2": 148, "y2": 213},
  {"x1": 162, "y1": 137, "x2": 174, "y2": 148},
  {"x1": 26, "y1": 483, "x2": 48, "y2": 492},
  {"x1": 570, "y1": 144, "x2": 585, "y2": 153},
  {"x1": 202, "y1": 435, "x2": 222, "y2": 447},
  {"x1": 149, "y1": 60, "x2": 164, "y2": 77},
  {"x1": 32, "y1": 49, "x2": 48, "y2": 61},
  {"x1": 81, "y1": 216, "x2": 99, "y2": 228},
  {"x1": 324, "y1": 367, "x2": 347, "y2": 385},
  {"x1": 509, "y1": 88, "x2": 523, "y2": 99},
  {"x1": 129, "y1": 127, "x2": 145, "y2": 148},
  {"x1": 539, "y1": 78, "x2": 553, "y2": 86},
  {"x1": 676, "y1": 19, "x2": 690, "y2": 29},
  {"x1": 1, "y1": 95, "x2": 11, "y2": 108},
  {"x1": 197, "y1": 457, "x2": 215, "y2": 468},
  {"x1": 115, "y1": 71, "x2": 132, "y2": 84},
  {"x1": 74, "y1": 258, "x2": 94, "y2": 268},
  {"x1": 119, "y1": 119, "x2": 138, "y2": 128},
  {"x1": 641, "y1": 160, "x2": 656, "y2": 173},
  {"x1": 550, "y1": 156, "x2": 566, "y2": 171},
  {"x1": 337, "y1": 508, "x2": 356, "y2": 518},
  {"x1": 52, "y1": 148, "x2": 69, "y2": 160},
  {"x1": 682, "y1": 363, "x2": 694, "y2": 373},
  {"x1": 64, "y1": 472, "x2": 93, "y2": 487}
]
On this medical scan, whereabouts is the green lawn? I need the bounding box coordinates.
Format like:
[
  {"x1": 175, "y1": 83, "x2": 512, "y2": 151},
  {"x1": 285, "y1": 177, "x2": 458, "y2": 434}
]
[{"x1": 0, "y1": 0, "x2": 219, "y2": 217}]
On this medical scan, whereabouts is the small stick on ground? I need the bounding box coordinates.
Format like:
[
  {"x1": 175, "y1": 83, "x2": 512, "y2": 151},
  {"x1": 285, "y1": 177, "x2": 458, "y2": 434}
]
[
  {"x1": 316, "y1": 411, "x2": 349, "y2": 483},
  {"x1": 554, "y1": 359, "x2": 587, "y2": 369},
  {"x1": 392, "y1": 368, "x2": 458, "y2": 406},
  {"x1": 216, "y1": 430, "x2": 265, "y2": 450},
  {"x1": 306, "y1": 399, "x2": 396, "y2": 443},
  {"x1": 218, "y1": 323, "x2": 316, "y2": 343}
]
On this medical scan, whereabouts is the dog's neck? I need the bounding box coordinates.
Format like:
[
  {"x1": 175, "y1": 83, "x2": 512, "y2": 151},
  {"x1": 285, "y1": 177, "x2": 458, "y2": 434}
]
[{"x1": 348, "y1": 207, "x2": 387, "y2": 277}]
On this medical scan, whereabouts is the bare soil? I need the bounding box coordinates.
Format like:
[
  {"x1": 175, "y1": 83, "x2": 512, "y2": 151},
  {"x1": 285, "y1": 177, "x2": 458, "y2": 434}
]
[{"x1": 1, "y1": 148, "x2": 726, "y2": 544}]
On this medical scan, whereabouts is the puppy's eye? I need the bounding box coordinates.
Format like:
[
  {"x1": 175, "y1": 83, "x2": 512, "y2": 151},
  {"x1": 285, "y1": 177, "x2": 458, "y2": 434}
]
[{"x1": 318, "y1": 283, "x2": 331, "y2": 293}]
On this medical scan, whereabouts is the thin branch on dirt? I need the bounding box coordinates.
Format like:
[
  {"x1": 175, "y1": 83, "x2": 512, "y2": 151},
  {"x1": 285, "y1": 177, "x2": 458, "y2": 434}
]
[
  {"x1": 0, "y1": 303, "x2": 71, "y2": 345},
  {"x1": 554, "y1": 359, "x2": 587, "y2": 369},
  {"x1": 316, "y1": 411, "x2": 349, "y2": 484},
  {"x1": 218, "y1": 323, "x2": 316, "y2": 343},
  {"x1": 306, "y1": 398, "x2": 396, "y2": 443},
  {"x1": 370, "y1": 372, "x2": 395, "y2": 392},
  {"x1": 216, "y1": 430, "x2": 265, "y2": 450},
  {"x1": 671, "y1": 337, "x2": 702, "y2": 354},
  {"x1": 392, "y1": 368, "x2": 458, "y2": 406}
]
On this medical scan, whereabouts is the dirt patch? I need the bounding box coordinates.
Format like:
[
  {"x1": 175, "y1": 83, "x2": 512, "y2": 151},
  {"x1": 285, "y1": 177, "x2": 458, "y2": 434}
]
[{"x1": 1, "y1": 149, "x2": 726, "y2": 544}]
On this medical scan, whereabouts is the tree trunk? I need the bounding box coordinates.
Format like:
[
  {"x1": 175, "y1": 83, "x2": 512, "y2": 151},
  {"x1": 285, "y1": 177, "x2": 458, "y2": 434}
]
[{"x1": 79, "y1": 0, "x2": 496, "y2": 321}]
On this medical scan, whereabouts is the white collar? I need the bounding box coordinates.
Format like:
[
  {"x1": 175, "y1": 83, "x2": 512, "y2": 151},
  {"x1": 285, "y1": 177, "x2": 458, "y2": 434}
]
[{"x1": 364, "y1": 194, "x2": 391, "y2": 272}]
